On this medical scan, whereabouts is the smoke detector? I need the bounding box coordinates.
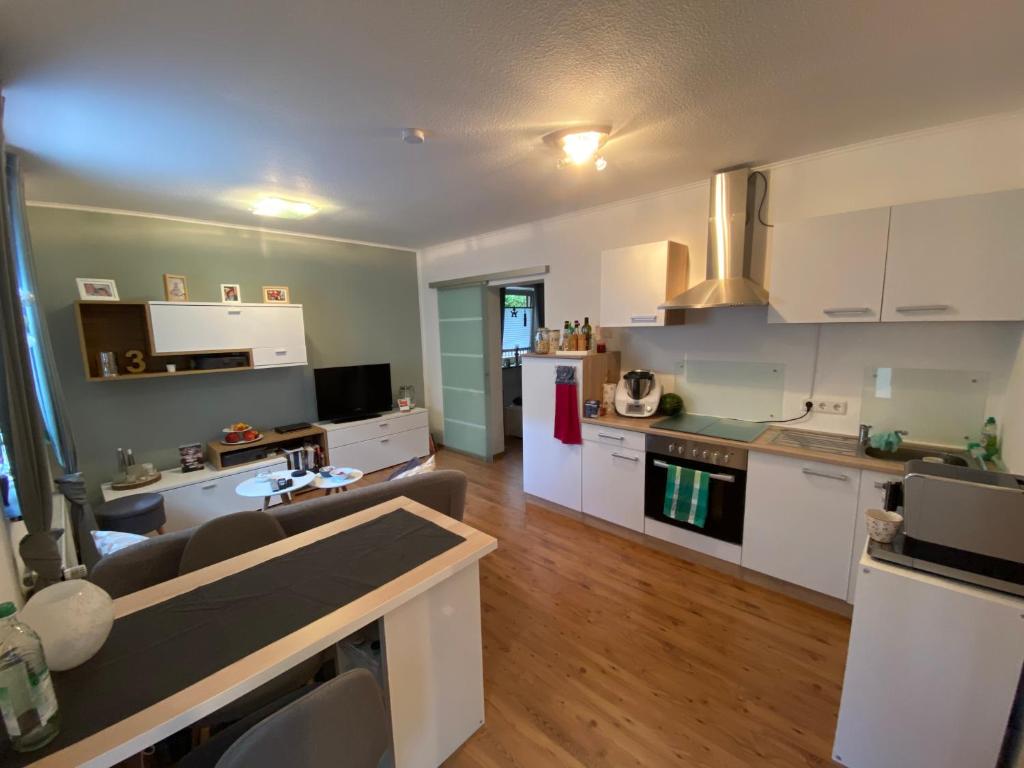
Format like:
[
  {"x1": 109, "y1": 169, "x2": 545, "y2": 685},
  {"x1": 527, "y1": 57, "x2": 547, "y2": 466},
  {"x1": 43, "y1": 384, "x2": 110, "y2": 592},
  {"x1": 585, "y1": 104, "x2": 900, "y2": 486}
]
[{"x1": 402, "y1": 128, "x2": 426, "y2": 144}]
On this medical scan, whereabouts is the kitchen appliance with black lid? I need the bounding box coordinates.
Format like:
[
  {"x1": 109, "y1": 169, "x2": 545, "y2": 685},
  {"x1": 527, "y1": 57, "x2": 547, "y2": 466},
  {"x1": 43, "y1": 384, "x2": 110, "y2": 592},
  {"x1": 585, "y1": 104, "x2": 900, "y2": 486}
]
[{"x1": 614, "y1": 369, "x2": 662, "y2": 418}]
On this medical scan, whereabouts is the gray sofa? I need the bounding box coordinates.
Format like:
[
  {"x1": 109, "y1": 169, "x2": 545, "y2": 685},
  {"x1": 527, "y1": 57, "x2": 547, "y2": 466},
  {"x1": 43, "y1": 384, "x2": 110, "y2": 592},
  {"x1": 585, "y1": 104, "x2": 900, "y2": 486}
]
[{"x1": 90, "y1": 470, "x2": 467, "y2": 599}]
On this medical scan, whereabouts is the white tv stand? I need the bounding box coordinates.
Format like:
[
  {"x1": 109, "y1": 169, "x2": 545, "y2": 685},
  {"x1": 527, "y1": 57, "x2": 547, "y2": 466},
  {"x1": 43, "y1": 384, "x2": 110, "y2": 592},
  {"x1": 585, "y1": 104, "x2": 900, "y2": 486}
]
[{"x1": 318, "y1": 408, "x2": 430, "y2": 475}]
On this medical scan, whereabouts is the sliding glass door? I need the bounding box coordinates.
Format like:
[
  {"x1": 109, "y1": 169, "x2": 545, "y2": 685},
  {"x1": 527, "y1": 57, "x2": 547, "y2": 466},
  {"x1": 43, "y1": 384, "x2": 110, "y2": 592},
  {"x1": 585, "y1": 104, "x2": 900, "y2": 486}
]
[{"x1": 437, "y1": 285, "x2": 490, "y2": 459}]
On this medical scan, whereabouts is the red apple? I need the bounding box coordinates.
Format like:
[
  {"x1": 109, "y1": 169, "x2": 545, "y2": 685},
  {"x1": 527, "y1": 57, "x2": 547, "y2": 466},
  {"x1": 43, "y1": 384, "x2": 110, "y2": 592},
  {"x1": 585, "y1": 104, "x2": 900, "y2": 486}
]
[
  {"x1": 243, "y1": 430, "x2": 259, "y2": 441},
  {"x1": 225, "y1": 432, "x2": 241, "y2": 443}
]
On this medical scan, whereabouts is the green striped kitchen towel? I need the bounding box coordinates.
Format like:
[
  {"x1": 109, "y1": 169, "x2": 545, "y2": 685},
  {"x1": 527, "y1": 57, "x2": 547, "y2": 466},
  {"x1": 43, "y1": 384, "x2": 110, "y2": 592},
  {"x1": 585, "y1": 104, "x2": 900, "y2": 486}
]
[{"x1": 662, "y1": 464, "x2": 710, "y2": 528}]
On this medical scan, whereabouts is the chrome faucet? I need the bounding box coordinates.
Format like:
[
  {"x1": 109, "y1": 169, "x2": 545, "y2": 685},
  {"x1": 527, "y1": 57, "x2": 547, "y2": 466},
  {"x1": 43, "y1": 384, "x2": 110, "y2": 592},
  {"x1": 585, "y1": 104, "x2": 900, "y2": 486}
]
[{"x1": 858, "y1": 424, "x2": 872, "y2": 448}]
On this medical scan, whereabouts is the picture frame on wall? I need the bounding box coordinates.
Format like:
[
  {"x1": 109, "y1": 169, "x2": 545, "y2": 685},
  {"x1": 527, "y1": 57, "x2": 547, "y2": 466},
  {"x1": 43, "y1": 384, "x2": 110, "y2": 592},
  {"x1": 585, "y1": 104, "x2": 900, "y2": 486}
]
[
  {"x1": 262, "y1": 285, "x2": 290, "y2": 303},
  {"x1": 163, "y1": 273, "x2": 188, "y2": 302},
  {"x1": 76, "y1": 278, "x2": 119, "y2": 301},
  {"x1": 220, "y1": 283, "x2": 242, "y2": 303}
]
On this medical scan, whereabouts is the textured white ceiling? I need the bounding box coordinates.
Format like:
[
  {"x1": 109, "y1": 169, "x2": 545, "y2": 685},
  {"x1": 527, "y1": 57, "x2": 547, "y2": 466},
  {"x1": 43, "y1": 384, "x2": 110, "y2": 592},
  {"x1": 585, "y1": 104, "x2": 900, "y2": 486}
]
[{"x1": 2, "y1": 0, "x2": 1022, "y2": 248}]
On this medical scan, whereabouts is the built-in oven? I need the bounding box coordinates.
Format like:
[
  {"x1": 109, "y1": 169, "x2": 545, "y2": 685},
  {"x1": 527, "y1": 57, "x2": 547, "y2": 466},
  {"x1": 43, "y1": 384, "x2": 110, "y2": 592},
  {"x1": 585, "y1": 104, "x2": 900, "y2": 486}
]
[{"x1": 644, "y1": 433, "x2": 747, "y2": 545}]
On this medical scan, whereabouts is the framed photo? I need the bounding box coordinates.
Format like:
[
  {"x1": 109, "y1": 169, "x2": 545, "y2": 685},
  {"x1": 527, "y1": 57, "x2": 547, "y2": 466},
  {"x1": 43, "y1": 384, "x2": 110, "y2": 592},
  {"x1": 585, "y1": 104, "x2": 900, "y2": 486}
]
[
  {"x1": 76, "y1": 278, "x2": 119, "y2": 301},
  {"x1": 163, "y1": 273, "x2": 188, "y2": 302},
  {"x1": 262, "y1": 285, "x2": 290, "y2": 303},
  {"x1": 178, "y1": 443, "x2": 204, "y2": 473},
  {"x1": 220, "y1": 283, "x2": 242, "y2": 303}
]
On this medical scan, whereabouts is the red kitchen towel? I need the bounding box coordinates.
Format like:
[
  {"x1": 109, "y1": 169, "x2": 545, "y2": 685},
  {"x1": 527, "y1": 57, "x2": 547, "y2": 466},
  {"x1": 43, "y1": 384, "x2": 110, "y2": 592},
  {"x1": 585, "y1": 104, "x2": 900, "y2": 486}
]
[{"x1": 553, "y1": 382, "x2": 582, "y2": 445}]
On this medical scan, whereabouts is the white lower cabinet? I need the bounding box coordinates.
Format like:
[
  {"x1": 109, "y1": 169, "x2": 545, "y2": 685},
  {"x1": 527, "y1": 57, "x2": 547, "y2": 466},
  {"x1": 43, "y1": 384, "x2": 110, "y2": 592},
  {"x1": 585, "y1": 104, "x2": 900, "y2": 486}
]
[
  {"x1": 848, "y1": 470, "x2": 894, "y2": 603},
  {"x1": 582, "y1": 441, "x2": 645, "y2": 532},
  {"x1": 743, "y1": 453, "x2": 861, "y2": 599},
  {"x1": 160, "y1": 460, "x2": 288, "y2": 533},
  {"x1": 322, "y1": 409, "x2": 431, "y2": 474}
]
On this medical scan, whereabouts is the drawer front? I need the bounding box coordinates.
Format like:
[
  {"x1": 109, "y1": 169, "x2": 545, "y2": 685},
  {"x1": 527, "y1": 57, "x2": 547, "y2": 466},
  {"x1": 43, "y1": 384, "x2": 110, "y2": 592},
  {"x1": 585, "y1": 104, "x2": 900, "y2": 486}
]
[
  {"x1": 327, "y1": 411, "x2": 430, "y2": 449},
  {"x1": 328, "y1": 427, "x2": 430, "y2": 474},
  {"x1": 581, "y1": 423, "x2": 646, "y2": 452},
  {"x1": 161, "y1": 461, "x2": 287, "y2": 533},
  {"x1": 582, "y1": 442, "x2": 645, "y2": 532},
  {"x1": 252, "y1": 345, "x2": 307, "y2": 368}
]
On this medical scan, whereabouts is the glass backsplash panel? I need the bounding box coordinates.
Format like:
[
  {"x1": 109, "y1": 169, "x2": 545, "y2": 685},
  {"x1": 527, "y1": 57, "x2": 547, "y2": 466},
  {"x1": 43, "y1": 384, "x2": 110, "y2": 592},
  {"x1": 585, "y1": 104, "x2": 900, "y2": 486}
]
[
  {"x1": 675, "y1": 360, "x2": 786, "y2": 421},
  {"x1": 860, "y1": 367, "x2": 989, "y2": 448}
]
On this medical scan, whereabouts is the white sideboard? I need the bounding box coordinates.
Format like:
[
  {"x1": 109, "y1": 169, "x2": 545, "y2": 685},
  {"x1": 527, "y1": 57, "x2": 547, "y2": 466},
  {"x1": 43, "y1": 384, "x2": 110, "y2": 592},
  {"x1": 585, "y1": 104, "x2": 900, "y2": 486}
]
[
  {"x1": 320, "y1": 408, "x2": 431, "y2": 474},
  {"x1": 147, "y1": 301, "x2": 308, "y2": 368},
  {"x1": 101, "y1": 457, "x2": 289, "y2": 533}
]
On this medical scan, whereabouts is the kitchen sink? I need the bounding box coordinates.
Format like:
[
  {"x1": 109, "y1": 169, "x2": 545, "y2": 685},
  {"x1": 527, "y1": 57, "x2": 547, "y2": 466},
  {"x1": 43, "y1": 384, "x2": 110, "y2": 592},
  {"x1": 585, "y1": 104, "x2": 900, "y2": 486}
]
[{"x1": 863, "y1": 444, "x2": 970, "y2": 466}]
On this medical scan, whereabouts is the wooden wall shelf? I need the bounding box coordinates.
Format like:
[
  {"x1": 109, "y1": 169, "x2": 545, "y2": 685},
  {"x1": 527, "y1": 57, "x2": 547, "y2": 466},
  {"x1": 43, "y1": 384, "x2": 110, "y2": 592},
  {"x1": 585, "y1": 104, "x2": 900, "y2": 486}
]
[{"x1": 75, "y1": 301, "x2": 253, "y2": 382}]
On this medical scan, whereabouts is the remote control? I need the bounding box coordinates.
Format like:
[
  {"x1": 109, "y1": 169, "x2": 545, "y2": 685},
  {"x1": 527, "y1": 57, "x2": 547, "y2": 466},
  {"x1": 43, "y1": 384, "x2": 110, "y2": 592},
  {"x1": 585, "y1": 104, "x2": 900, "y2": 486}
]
[{"x1": 274, "y1": 422, "x2": 312, "y2": 434}]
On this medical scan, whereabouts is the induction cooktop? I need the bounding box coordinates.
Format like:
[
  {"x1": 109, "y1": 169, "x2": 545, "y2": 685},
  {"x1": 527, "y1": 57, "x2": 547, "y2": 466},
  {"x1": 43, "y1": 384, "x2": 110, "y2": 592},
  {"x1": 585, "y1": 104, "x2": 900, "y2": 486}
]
[{"x1": 652, "y1": 414, "x2": 769, "y2": 443}]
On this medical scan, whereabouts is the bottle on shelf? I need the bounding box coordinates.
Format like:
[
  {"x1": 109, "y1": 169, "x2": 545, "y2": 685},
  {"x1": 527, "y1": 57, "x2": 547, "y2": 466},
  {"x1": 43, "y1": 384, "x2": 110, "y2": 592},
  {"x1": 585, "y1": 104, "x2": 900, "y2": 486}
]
[
  {"x1": 980, "y1": 416, "x2": 999, "y2": 460},
  {"x1": 573, "y1": 320, "x2": 582, "y2": 351},
  {"x1": 0, "y1": 602, "x2": 60, "y2": 752},
  {"x1": 582, "y1": 317, "x2": 593, "y2": 351},
  {"x1": 562, "y1": 321, "x2": 572, "y2": 351}
]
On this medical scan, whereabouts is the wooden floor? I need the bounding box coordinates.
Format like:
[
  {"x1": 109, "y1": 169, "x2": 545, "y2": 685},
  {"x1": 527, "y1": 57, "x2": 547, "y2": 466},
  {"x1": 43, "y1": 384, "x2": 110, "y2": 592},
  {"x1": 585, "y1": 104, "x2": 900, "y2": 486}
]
[{"x1": 390, "y1": 440, "x2": 852, "y2": 768}]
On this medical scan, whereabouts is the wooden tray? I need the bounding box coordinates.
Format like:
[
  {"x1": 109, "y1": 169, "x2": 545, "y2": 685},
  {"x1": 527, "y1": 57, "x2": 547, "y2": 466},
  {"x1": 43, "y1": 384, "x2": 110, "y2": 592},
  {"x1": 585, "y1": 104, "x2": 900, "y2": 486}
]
[{"x1": 110, "y1": 472, "x2": 163, "y2": 491}]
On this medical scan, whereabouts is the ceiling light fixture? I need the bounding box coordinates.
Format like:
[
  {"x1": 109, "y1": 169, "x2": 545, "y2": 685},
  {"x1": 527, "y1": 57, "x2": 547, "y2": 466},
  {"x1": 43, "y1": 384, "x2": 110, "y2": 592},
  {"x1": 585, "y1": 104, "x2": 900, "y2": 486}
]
[
  {"x1": 250, "y1": 197, "x2": 319, "y2": 219},
  {"x1": 543, "y1": 124, "x2": 611, "y2": 171},
  {"x1": 402, "y1": 128, "x2": 426, "y2": 144}
]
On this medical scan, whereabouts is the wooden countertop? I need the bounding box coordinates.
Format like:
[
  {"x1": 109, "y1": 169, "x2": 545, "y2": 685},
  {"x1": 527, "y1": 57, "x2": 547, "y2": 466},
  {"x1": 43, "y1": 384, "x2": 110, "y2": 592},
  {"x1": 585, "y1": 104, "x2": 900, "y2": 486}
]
[{"x1": 582, "y1": 413, "x2": 905, "y2": 475}]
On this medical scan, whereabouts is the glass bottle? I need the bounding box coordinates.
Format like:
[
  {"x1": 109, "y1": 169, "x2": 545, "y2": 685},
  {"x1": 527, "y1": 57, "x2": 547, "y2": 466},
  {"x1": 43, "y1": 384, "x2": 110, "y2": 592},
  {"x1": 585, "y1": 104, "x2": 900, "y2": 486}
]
[
  {"x1": 573, "y1": 320, "x2": 582, "y2": 351},
  {"x1": 562, "y1": 321, "x2": 572, "y2": 351},
  {"x1": 582, "y1": 317, "x2": 593, "y2": 351},
  {"x1": 0, "y1": 602, "x2": 60, "y2": 752}
]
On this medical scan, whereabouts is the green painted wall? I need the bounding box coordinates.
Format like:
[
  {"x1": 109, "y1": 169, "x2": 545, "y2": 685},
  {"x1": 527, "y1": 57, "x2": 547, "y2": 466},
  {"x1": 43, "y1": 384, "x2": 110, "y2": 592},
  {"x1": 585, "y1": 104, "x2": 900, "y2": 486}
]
[{"x1": 28, "y1": 207, "x2": 423, "y2": 498}]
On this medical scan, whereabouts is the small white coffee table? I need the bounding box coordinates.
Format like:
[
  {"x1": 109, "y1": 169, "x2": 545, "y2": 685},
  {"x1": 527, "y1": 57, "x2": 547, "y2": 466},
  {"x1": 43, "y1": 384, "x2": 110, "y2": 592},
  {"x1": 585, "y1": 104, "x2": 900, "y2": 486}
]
[
  {"x1": 312, "y1": 467, "x2": 364, "y2": 494},
  {"x1": 235, "y1": 470, "x2": 316, "y2": 510}
]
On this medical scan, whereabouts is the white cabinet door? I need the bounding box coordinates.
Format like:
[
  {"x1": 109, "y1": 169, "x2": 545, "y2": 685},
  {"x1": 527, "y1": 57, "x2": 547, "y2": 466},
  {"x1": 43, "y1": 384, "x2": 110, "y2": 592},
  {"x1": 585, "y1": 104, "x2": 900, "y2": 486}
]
[
  {"x1": 768, "y1": 207, "x2": 890, "y2": 324},
  {"x1": 600, "y1": 241, "x2": 687, "y2": 327},
  {"x1": 161, "y1": 461, "x2": 287, "y2": 533},
  {"x1": 248, "y1": 306, "x2": 308, "y2": 368},
  {"x1": 582, "y1": 442, "x2": 645, "y2": 532},
  {"x1": 522, "y1": 357, "x2": 582, "y2": 510},
  {"x1": 834, "y1": 557, "x2": 1024, "y2": 768},
  {"x1": 743, "y1": 453, "x2": 860, "y2": 599},
  {"x1": 882, "y1": 188, "x2": 1024, "y2": 322},
  {"x1": 328, "y1": 427, "x2": 430, "y2": 475},
  {"x1": 848, "y1": 470, "x2": 894, "y2": 603},
  {"x1": 149, "y1": 303, "x2": 250, "y2": 352}
]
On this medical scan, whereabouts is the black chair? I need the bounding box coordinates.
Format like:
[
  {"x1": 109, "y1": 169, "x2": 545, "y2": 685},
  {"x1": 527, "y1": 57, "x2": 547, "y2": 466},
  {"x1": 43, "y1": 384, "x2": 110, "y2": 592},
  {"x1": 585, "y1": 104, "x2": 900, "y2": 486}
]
[{"x1": 94, "y1": 492, "x2": 166, "y2": 535}]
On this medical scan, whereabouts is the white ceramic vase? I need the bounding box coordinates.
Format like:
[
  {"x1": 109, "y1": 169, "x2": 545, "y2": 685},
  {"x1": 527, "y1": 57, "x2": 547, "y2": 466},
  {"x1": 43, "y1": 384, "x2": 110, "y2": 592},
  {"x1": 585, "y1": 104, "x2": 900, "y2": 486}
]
[{"x1": 20, "y1": 580, "x2": 114, "y2": 671}]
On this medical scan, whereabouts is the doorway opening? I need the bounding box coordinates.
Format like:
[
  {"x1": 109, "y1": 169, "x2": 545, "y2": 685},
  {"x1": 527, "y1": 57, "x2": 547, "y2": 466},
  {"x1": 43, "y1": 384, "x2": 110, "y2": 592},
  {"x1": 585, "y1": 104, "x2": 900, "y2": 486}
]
[{"x1": 491, "y1": 282, "x2": 544, "y2": 454}]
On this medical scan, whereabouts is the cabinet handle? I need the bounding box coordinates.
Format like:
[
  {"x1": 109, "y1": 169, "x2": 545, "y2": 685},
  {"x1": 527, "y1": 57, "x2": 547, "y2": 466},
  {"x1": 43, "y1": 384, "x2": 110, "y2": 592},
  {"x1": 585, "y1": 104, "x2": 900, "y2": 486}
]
[
  {"x1": 380, "y1": 438, "x2": 390, "y2": 444},
  {"x1": 630, "y1": 314, "x2": 658, "y2": 324},
  {"x1": 227, "y1": 310, "x2": 242, "y2": 315},
  {"x1": 652, "y1": 459, "x2": 735, "y2": 483},
  {"x1": 597, "y1": 433, "x2": 625, "y2": 441},
  {"x1": 611, "y1": 452, "x2": 639, "y2": 462},
  {"x1": 823, "y1": 307, "x2": 871, "y2": 315},
  {"x1": 274, "y1": 349, "x2": 287, "y2": 355},
  {"x1": 379, "y1": 423, "x2": 390, "y2": 429},
  {"x1": 201, "y1": 483, "x2": 218, "y2": 490},
  {"x1": 873, "y1": 481, "x2": 888, "y2": 490},
  {"x1": 802, "y1": 468, "x2": 850, "y2": 482},
  {"x1": 894, "y1": 304, "x2": 951, "y2": 313}
]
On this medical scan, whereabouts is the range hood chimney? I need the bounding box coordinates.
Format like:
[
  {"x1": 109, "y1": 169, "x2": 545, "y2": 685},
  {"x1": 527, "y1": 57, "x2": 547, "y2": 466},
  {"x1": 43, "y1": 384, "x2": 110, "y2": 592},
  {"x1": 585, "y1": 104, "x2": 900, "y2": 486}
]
[{"x1": 659, "y1": 167, "x2": 768, "y2": 310}]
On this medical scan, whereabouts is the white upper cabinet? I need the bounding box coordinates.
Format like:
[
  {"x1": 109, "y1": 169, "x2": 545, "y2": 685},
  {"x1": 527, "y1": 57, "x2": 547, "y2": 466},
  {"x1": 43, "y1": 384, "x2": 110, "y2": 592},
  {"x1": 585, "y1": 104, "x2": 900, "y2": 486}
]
[
  {"x1": 768, "y1": 207, "x2": 890, "y2": 324},
  {"x1": 881, "y1": 188, "x2": 1024, "y2": 322},
  {"x1": 600, "y1": 241, "x2": 688, "y2": 327},
  {"x1": 148, "y1": 302, "x2": 307, "y2": 368}
]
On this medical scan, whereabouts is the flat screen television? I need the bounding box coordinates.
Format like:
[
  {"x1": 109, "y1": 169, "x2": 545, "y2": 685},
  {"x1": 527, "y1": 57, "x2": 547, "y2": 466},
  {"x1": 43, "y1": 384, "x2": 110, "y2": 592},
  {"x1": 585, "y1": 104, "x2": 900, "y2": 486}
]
[{"x1": 314, "y1": 363, "x2": 393, "y2": 423}]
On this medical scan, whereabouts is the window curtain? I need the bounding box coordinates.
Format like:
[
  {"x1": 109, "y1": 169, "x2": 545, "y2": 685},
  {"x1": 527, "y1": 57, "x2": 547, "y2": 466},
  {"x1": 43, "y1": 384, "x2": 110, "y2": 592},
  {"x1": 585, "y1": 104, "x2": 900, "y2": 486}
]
[{"x1": 0, "y1": 100, "x2": 89, "y2": 585}]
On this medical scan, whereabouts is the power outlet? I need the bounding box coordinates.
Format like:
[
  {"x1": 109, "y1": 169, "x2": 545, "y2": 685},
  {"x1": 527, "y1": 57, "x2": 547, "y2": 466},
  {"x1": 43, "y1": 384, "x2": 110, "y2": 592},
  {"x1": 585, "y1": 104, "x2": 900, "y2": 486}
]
[{"x1": 813, "y1": 399, "x2": 848, "y2": 415}]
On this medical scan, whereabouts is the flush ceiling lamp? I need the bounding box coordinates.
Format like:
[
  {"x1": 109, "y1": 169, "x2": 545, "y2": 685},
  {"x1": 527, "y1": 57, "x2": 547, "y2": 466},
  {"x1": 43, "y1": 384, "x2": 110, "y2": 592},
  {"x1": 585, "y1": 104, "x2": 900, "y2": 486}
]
[
  {"x1": 543, "y1": 125, "x2": 611, "y2": 171},
  {"x1": 250, "y1": 197, "x2": 319, "y2": 219}
]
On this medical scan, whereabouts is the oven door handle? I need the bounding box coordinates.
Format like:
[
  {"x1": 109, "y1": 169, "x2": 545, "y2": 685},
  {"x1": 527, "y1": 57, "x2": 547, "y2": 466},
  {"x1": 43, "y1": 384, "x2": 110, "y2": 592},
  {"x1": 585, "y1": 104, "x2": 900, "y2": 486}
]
[{"x1": 652, "y1": 459, "x2": 736, "y2": 483}]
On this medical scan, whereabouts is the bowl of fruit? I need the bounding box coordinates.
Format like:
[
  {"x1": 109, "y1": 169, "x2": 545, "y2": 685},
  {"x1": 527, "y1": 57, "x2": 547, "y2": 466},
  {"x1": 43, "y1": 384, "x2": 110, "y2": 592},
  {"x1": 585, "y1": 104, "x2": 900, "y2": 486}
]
[{"x1": 222, "y1": 423, "x2": 262, "y2": 445}]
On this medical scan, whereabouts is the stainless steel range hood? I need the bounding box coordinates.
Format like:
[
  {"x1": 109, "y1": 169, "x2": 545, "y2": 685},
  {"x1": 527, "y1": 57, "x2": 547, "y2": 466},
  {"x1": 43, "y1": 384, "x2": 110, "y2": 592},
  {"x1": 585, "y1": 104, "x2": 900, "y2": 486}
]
[{"x1": 659, "y1": 167, "x2": 768, "y2": 310}]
